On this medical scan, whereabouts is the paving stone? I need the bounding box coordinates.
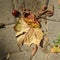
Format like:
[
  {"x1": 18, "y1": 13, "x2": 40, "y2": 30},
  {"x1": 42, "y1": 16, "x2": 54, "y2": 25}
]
[
  {"x1": 0, "y1": 0, "x2": 60, "y2": 60},
  {"x1": 13, "y1": 0, "x2": 47, "y2": 14},
  {"x1": 47, "y1": 21, "x2": 60, "y2": 46},
  {"x1": 48, "y1": 0, "x2": 60, "y2": 21},
  {"x1": 9, "y1": 51, "x2": 31, "y2": 60},
  {"x1": 32, "y1": 47, "x2": 47, "y2": 60},
  {"x1": 0, "y1": 25, "x2": 19, "y2": 57},
  {"x1": 57, "y1": 53, "x2": 60, "y2": 60},
  {"x1": 47, "y1": 0, "x2": 60, "y2": 44},
  {"x1": 13, "y1": 0, "x2": 23, "y2": 10},
  {"x1": 48, "y1": 53, "x2": 58, "y2": 60},
  {"x1": 0, "y1": 0, "x2": 15, "y2": 24}
]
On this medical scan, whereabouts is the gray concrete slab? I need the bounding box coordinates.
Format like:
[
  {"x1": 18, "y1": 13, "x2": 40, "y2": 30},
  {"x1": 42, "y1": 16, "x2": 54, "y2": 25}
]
[
  {"x1": 48, "y1": 53, "x2": 58, "y2": 60},
  {"x1": 0, "y1": 0, "x2": 15, "y2": 24},
  {"x1": 48, "y1": 0, "x2": 60, "y2": 21},
  {"x1": 13, "y1": 0, "x2": 47, "y2": 13},
  {"x1": 47, "y1": 21, "x2": 60, "y2": 46},
  {"x1": 0, "y1": 0, "x2": 60, "y2": 60},
  {"x1": 32, "y1": 47, "x2": 47, "y2": 60},
  {"x1": 58, "y1": 53, "x2": 60, "y2": 60},
  {"x1": 10, "y1": 51, "x2": 31, "y2": 60},
  {"x1": 0, "y1": 25, "x2": 19, "y2": 57}
]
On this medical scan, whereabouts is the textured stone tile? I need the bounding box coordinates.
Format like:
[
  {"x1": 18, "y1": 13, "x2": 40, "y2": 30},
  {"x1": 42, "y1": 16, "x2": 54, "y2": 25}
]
[
  {"x1": 0, "y1": 0, "x2": 60, "y2": 60},
  {"x1": 57, "y1": 53, "x2": 60, "y2": 60},
  {"x1": 48, "y1": 0, "x2": 60, "y2": 20},
  {"x1": 47, "y1": 21, "x2": 60, "y2": 46},
  {"x1": 48, "y1": 53, "x2": 58, "y2": 60},
  {"x1": 0, "y1": 25, "x2": 19, "y2": 57},
  {"x1": 10, "y1": 51, "x2": 31, "y2": 60},
  {"x1": 32, "y1": 47, "x2": 47, "y2": 60},
  {"x1": 0, "y1": 0, "x2": 15, "y2": 24},
  {"x1": 13, "y1": 0, "x2": 47, "y2": 13}
]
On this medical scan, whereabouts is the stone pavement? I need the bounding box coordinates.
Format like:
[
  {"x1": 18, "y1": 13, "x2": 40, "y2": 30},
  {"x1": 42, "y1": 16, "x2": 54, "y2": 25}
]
[{"x1": 0, "y1": 0, "x2": 60, "y2": 60}]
